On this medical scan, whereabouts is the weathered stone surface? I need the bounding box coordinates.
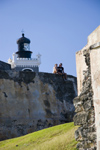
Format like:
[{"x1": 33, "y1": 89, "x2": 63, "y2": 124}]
[
  {"x1": 87, "y1": 132, "x2": 96, "y2": 141},
  {"x1": 76, "y1": 26, "x2": 100, "y2": 150},
  {"x1": 75, "y1": 127, "x2": 84, "y2": 141},
  {"x1": 83, "y1": 100, "x2": 92, "y2": 111},
  {"x1": 0, "y1": 71, "x2": 77, "y2": 140},
  {"x1": 73, "y1": 97, "x2": 83, "y2": 113},
  {"x1": 74, "y1": 48, "x2": 96, "y2": 149},
  {"x1": 74, "y1": 112, "x2": 88, "y2": 125}
]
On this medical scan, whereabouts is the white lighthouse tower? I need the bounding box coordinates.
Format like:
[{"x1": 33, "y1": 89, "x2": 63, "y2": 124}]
[{"x1": 8, "y1": 33, "x2": 41, "y2": 72}]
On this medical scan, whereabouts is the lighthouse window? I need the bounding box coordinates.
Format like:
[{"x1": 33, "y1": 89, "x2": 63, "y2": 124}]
[{"x1": 24, "y1": 43, "x2": 30, "y2": 51}]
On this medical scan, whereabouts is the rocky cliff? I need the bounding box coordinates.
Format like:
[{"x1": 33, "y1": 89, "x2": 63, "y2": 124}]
[{"x1": 0, "y1": 70, "x2": 77, "y2": 140}]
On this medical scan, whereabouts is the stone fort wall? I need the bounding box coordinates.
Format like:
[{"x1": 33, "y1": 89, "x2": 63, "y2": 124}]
[
  {"x1": 74, "y1": 25, "x2": 100, "y2": 150},
  {"x1": 0, "y1": 70, "x2": 77, "y2": 140}
]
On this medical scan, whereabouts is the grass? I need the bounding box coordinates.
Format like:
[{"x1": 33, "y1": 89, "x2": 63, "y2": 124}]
[{"x1": 0, "y1": 122, "x2": 78, "y2": 150}]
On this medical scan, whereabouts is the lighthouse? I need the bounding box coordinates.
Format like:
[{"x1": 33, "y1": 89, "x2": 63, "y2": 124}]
[
  {"x1": 8, "y1": 33, "x2": 41, "y2": 72},
  {"x1": 16, "y1": 33, "x2": 32, "y2": 58}
]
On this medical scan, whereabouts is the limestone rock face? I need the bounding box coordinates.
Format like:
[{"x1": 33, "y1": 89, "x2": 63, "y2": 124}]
[{"x1": 0, "y1": 71, "x2": 77, "y2": 140}]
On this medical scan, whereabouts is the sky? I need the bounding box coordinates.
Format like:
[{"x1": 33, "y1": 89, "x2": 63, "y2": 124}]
[{"x1": 0, "y1": 0, "x2": 100, "y2": 76}]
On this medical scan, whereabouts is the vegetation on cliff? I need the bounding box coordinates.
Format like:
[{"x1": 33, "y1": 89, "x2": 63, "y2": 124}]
[{"x1": 0, "y1": 122, "x2": 78, "y2": 150}]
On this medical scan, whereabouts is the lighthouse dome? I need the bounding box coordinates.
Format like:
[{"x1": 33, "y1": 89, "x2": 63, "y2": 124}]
[
  {"x1": 17, "y1": 33, "x2": 30, "y2": 44},
  {"x1": 16, "y1": 33, "x2": 32, "y2": 58}
]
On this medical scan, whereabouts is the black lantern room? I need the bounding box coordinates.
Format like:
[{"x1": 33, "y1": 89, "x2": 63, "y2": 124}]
[{"x1": 16, "y1": 33, "x2": 32, "y2": 58}]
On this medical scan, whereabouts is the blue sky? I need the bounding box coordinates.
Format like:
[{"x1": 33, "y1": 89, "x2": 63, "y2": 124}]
[{"x1": 0, "y1": 0, "x2": 100, "y2": 76}]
